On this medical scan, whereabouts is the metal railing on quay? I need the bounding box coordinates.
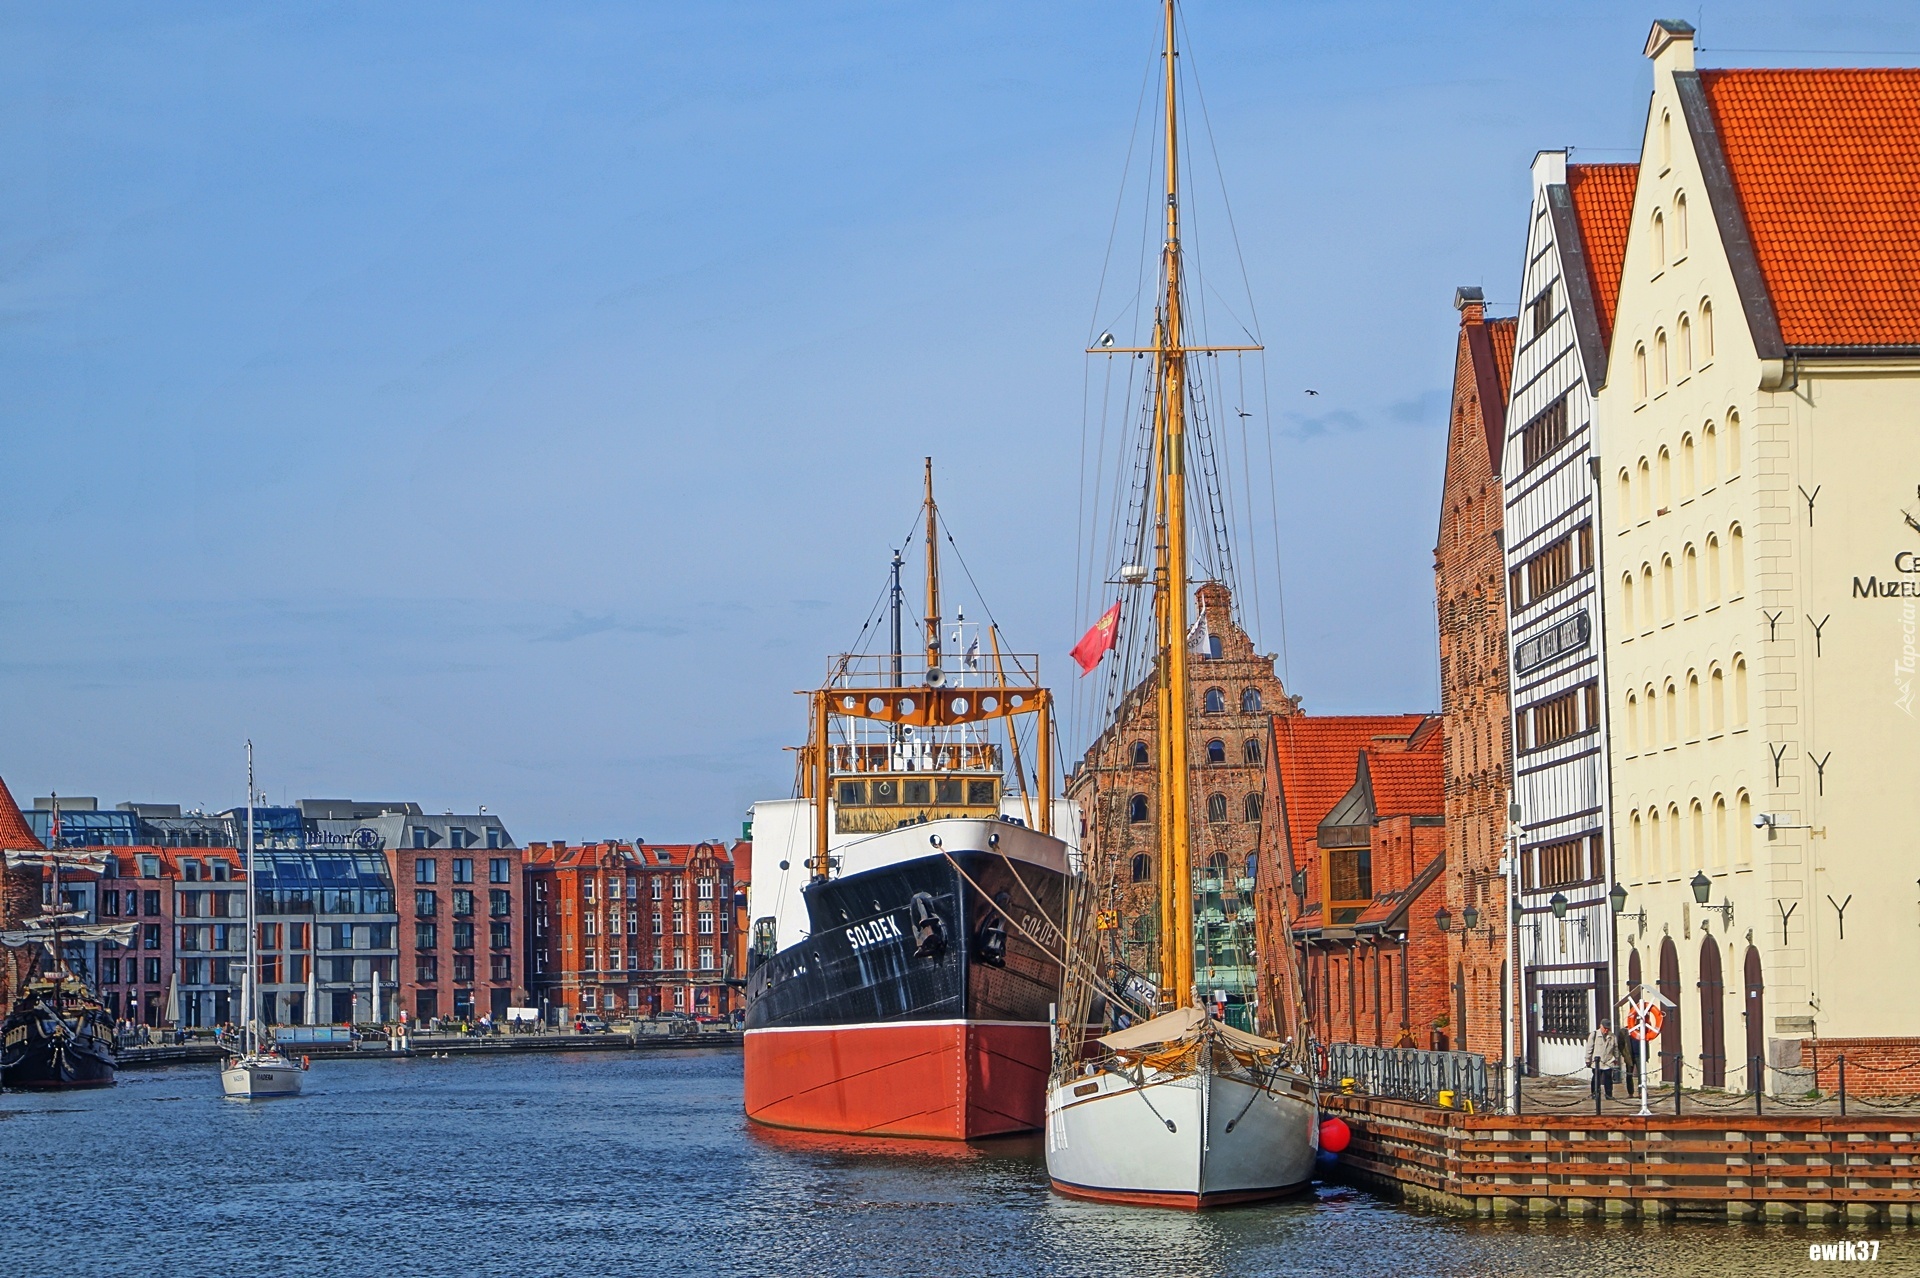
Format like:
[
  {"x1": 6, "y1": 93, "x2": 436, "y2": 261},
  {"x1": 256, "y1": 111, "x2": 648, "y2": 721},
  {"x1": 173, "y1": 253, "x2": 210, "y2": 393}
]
[{"x1": 1317, "y1": 1042, "x2": 1492, "y2": 1112}]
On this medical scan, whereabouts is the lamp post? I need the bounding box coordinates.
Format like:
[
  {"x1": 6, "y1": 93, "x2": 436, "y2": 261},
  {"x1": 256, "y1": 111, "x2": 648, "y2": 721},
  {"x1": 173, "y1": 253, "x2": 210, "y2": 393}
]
[{"x1": 1503, "y1": 805, "x2": 1522, "y2": 1115}]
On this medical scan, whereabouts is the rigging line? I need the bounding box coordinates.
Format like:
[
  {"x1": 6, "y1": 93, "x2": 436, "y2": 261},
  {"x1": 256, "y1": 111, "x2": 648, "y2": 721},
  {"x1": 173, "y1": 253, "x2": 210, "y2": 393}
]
[
  {"x1": 1087, "y1": 27, "x2": 1165, "y2": 344},
  {"x1": 1258, "y1": 346, "x2": 1292, "y2": 686},
  {"x1": 1179, "y1": 6, "x2": 1264, "y2": 343},
  {"x1": 1235, "y1": 355, "x2": 1265, "y2": 646}
]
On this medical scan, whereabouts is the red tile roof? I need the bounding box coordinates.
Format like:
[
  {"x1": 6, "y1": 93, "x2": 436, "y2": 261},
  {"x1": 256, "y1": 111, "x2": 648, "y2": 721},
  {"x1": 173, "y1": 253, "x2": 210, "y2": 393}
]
[
  {"x1": 1271, "y1": 714, "x2": 1429, "y2": 871},
  {"x1": 1565, "y1": 163, "x2": 1637, "y2": 349},
  {"x1": 1481, "y1": 317, "x2": 1518, "y2": 471},
  {"x1": 1698, "y1": 69, "x2": 1920, "y2": 348},
  {"x1": 1364, "y1": 727, "x2": 1444, "y2": 819},
  {"x1": 0, "y1": 776, "x2": 41, "y2": 852}
]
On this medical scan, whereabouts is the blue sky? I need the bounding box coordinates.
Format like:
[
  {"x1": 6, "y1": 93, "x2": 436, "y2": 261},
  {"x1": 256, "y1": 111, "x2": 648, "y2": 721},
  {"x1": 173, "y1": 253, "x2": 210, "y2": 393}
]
[{"x1": 4, "y1": 2, "x2": 1916, "y2": 839}]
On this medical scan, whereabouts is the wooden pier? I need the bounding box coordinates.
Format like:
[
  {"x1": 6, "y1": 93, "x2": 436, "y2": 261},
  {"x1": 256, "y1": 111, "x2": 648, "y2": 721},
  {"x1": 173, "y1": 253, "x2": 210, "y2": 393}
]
[{"x1": 1326, "y1": 1092, "x2": 1920, "y2": 1224}]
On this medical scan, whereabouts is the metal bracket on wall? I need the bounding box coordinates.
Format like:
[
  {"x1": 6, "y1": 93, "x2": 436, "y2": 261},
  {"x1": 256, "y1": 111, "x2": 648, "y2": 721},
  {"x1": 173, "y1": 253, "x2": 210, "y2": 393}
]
[
  {"x1": 1828, "y1": 894, "x2": 1852, "y2": 941},
  {"x1": 1764, "y1": 610, "x2": 1784, "y2": 641},
  {"x1": 1769, "y1": 742, "x2": 1789, "y2": 786},
  {"x1": 1798, "y1": 484, "x2": 1821, "y2": 526},
  {"x1": 1777, "y1": 899, "x2": 1797, "y2": 947},
  {"x1": 1811, "y1": 751, "x2": 1831, "y2": 796},
  {"x1": 1809, "y1": 614, "x2": 1830, "y2": 657}
]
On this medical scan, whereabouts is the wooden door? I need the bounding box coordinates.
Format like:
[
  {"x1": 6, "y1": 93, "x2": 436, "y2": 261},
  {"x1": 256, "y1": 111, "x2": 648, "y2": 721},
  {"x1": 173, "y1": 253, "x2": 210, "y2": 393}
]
[
  {"x1": 1698, "y1": 937, "x2": 1725, "y2": 1087},
  {"x1": 1658, "y1": 937, "x2": 1683, "y2": 1085},
  {"x1": 1743, "y1": 946, "x2": 1765, "y2": 1091}
]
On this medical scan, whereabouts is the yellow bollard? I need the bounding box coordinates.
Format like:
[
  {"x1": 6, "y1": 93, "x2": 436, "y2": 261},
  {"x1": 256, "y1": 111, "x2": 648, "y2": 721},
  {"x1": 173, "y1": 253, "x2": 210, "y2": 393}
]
[
  {"x1": 1437, "y1": 1089, "x2": 1455, "y2": 1109},
  {"x1": 1339, "y1": 1077, "x2": 1356, "y2": 1095}
]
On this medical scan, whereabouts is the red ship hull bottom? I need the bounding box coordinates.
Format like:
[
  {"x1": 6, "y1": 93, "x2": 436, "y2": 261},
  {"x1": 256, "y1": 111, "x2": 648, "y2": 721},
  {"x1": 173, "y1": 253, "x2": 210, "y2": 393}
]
[
  {"x1": 1047, "y1": 1179, "x2": 1312, "y2": 1210},
  {"x1": 744, "y1": 1020, "x2": 1049, "y2": 1140}
]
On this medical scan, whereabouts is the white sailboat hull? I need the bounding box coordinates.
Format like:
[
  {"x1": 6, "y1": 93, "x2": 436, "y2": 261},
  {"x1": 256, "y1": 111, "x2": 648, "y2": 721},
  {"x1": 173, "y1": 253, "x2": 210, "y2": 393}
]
[
  {"x1": 221, "y1": 1055, "x2": 303, "y2": 1099},
  {"x1": 1045, "y1": 1064, "x2": 1318, "y2": 1208}
]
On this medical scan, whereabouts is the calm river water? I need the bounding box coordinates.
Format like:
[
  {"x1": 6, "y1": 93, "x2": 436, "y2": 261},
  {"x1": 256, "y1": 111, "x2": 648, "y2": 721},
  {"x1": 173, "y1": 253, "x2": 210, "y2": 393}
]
[{"x1": 4, "y1": 1048, "x2": 1908, "y2": 1276}]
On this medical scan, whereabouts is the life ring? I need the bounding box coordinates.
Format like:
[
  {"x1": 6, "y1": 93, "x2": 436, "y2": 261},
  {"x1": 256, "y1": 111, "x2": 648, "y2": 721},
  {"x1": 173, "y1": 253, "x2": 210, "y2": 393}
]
[
  {"x1": 300, "y1": 1055, "x2": 311, "y2": 1070},
  {"x1": 1624, "y1": 1003, "x2": 1664, "y2": 1042}
]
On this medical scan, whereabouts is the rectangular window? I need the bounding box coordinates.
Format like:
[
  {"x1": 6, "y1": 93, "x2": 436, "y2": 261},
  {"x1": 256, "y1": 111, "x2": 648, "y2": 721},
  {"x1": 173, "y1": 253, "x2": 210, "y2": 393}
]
[
  {"x1": 413, "y1": 828, "x2": 430, "y2": 850},
  {"x1": 143, "y1": 924, "x2": 161, "y2": 951},
  {"x1": 489, "y1": 921, "x2": 510, "y2": 949},
  {"x1": 260, "y1": 954, "x2": 282, "y2": 983},
  {"x1": 1528, "y1": 689, "x2": 1581, "y2": 750},
  {"x1": 653, "y1": 947, "x2": 664, "y2": 969},
  {"x1": 651, "y1": 879, "x2": 662, "y2": 900},
  {"x1": 625, "y1": 878, "x2": 637, "y2": 901},
  {"x1": 698, "y1": 878, "x2": 715, "y2": 900},
  {"x1": 416, "y1": 954, "x2": 438, "y2": 983},
  {"x1": 626, "y1": 912, "x2": 638, "y2": 936},
  {"x1": 143, "y1": 889, "x2": 160, "y2": 916},
  {"x1": 651, "y1": 914, "x2": 663, "y2": 935},
  {"x1": 1525, "y1": 535, "x2": 1574, "y2": 604},
  {"x1": 1528, "y1": 287, "x2": 1554, "y2": 341},
  {"x1": 489, "y1": 953, "x2": 511, "y2": 982},
  {"x1": 453, "y1": 921, "x2": 475, "y2": 950},
  {"x1": 416, "y1": 890, "x2": 437, "y2": 917},
  {"x1": 582, "y1": 990, "x2": 597, "y2": 1010},
  {"x1": 453, "y1": 890, "x2": 474, "y2": 917},
  {"x1": 699, "y1": 947, "x2": 714, "y2": 971},
  {"x1": 486, "y1": 826, "x2": 502, "y2": 850},
  {"x1": 490, "y1": 858, "x2": 510, "y2": 884},
  {"x1": 144, "y1": 957, "x2": 161, "y2": 983},
  {"x1": 1537, "y1": 838, "x2": 1586, "y2": 888},
  {"x1": 289, "y1": 954, "x2": 307, "y2": 983},
  {"x1": 585, "y1": 880, "x2": 595, "y2": 902},
  {"x1": 104, "y1": 957, "x2": 122, "y2": 983},
  {"x1": 1327, "y1": 848, "x2": 1372, "y2": 903},
  {"x1": 489, "y1": 889, "x2": 511, "y2": 917},
  {"x1": 698, "y1": 912, "x2": 714, "y2": 935},
  {"x1": 452, "y1": 858, "x2": 473, "y2": 884},
  {"x1": 101, "y1": 889, "x2": 120, "y2": 917},
  {"x1": 583, "y1": 948, "x2": 597, "y2": 972},
  {"x1": 416, "y1": 860, "x2": 436, "y2": 884},
  {"x1": 415, "y1": 922, "x2": 438, "y2": 950},
  {"x1": 1520, "y1": 397, "x2": 1569, "y2": 470},
  {"x1": 452, "y1": 954, "x2": 474, "y2": 982},
  {"x1": 585, "y1": 914, "x2": 598, "y2": 936},
  {"x1": 673, "y1": 987, "x2": 686, "y2": 1009},
  {"x1": 1539, "y1": 987, "x2": 1590, "y2": 1041},
  {"x1": 1577, "y1": 524, "x2": 1594, "y2": 572}
]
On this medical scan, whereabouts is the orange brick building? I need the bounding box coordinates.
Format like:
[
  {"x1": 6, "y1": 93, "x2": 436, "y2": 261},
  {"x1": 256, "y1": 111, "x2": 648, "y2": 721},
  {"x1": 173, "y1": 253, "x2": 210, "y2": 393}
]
[
  {"x1": 0, "y1": 776, "x2": 43, "y2": 1010},
  {"x1": 525, "y1": 839, "x2": 745, "y2": 1024},
  {"x1": 1254, "y1": 715, "x2": 1448, "y2": 1046},
  {"x1": 1434, "y1": 288, "x2": 1518, "y2": 1060}
]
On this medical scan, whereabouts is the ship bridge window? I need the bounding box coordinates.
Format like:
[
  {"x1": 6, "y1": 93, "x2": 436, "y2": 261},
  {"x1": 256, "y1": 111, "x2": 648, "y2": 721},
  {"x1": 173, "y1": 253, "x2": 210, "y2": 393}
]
[
  {"x1": 936, "y1": 778, "x2": 963, "y2": 804},
  {"x1": 837, "y1": 781, "x2": 866, "y2": 805},
  {"x1": 870, "y1": 779, "x2": 900, "y2": 806},
  {"x1": 903, "y1": 779, "x2": 931, "y2": 806},
  {"x1": 1128, "y1": 794, "x2": 1149, "y2": 824},
  {"x1": 967, "y1": 780, "x2": 995, "y2": 806}
]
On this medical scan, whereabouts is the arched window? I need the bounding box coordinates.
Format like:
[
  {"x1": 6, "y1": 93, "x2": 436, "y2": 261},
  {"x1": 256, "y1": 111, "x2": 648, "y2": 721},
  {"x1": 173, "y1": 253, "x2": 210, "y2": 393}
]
[
  {"x1": 1668, "y1": 802, "x2": 1684, "y2": 872},
  {"x1": 1206, "y1": 739, "x2": 1226, "y2": 765},
  {"x1": 1204, "y1": 687, "x2": 1226, "y2": 714},
  {"x1": 1655, "y1": 330, "x2": 1670, "y2": 388},
  {"x1": 1648, "y1": 807, "x2": 1663, "y2": 873},
  {"x1": 1631, "y1": 811, "x2": 1645, "y2": 879},
  {"x1": 1736, "y1": 791, "x2": 1754, "y2": 862},
  {"x1": 1679, "y1": 314, "x2": 1693, "y2": 373},
  {"x1": 1244, "y1": 852, "x2": 1258, "y2": 881},
  {"x1": 1732, "y1": 655, "x2": 1749, "y2": 728},
  {"x1": 1645, "y1": 683, "x2": 1660, "y2": 746},
  {"x1": 1712, "y1": 794, "x2": 1728, "y2": 867},
  {"x1": 1660, "y1": 554, "x2": 1675, "y2": 620},
  {"x1": 1130, "y1": 740, "x2": 1149, "y2": 768},
  {"x1": 1625, "y1": 692, "x2": 1640, "y2": 752},
  {"x1": 1700, "y1": 299, "x2": 1714, "y2": 360},
  {"x1": 1620, "y1": 572, "x2": 1637, "y2": 631},
  {"x1": 1209, "y1": 850, "x2": 1229, "y2": 874},
  {"x1": 1243, "y1": 738, "x2": 1263, "y2": 765},
  {"x1": 1637, "y1": 457, "x2": 1653, "y2": 519},
  {"x1": 1690, "y1": 800, "x2": 1705, "y2": 869},
  {"x1": 1128, "y1": 794, "x2": 1149, "y2": 824},
  {"x1": 1618, "y1": 468, "x2": 1633, "y2": 518},
  {"x1": 1726, "y1": 410, "x2": 1742, "y2": 475},
  {"x1": 1244, "y1": 793, "x2": 1264, "y2": 824},
  {"x1": 1675, "y1": 193, "x2": 1689, "y2": 255},
  {"x1": 1701, "y1": 420, "x2": 1719, "y2": 486},
  {"x1": 1710, "y1": 665, "x2": 1725, "y2": 732},
  {"x1": 1658, "y1": 446, "x2": 1673, "y2": 508},
  {"x1": 1206, "y1": 793, "x2": 1228, "y2": 824},
  {"x1": 1684, "y1": 544, "x2": 1699, "y2": 611},
  {"x1": 1241, "y1": 688, "x2": 1262, "y2": 714},
  {"x1": 1680, "y1": 433, "x2": 1696, "y2": 498},
  {"x1": 1705, "y1": 533, "x2": 1722, "y2": 603},
  {"x1": 1664, "y1": 679, "x2": 1679, "y2": 744},
  {"x1": 1634, "y1": 345, "x2": 1648, "y2": 399},
  {"x1": 1652, "y1": 210, "x2": 1667, "y2": 271},
  {"x1": 1660, "y1": 111, "x2": 1673, "y2": 168},
  {"x1": 1130, "y1": 852, "x2": 1152, "y2": 883},
  {"x1": 1687, "y1": 672, "x2": 1701, "y2": 738},
  {"x1": 1729, "y1": 524, "x2": 1746, "y2": 596}
]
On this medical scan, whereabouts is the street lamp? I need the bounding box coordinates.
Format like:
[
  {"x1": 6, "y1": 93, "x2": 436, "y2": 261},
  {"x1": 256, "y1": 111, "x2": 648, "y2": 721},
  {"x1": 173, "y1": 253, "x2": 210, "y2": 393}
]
[
  {"x1": 1610, "y1": 882, "x2": 1647, "y2": 932},
  {"x1": 1690, "y1": 871, "x2": 1734, "y2": 926},
  {"x1": 1549, "y1": 891, "x2": 1569, "y2": 921},
  {"x1": 1461, "y1": 904, "x2": 1480, "y2": 932},
  {"x1": 1292, "y1": 869, "x2": 1308, "y2": 901},
  {"x1": 1434, "y1": 906, "x2": 1453, "y2": 933}
]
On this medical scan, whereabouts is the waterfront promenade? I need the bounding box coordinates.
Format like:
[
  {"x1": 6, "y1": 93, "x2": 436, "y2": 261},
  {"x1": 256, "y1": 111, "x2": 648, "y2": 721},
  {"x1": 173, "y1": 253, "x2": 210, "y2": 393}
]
[{"x1": 116, "y1": 1024, "x2": 740, "y2": 1069}]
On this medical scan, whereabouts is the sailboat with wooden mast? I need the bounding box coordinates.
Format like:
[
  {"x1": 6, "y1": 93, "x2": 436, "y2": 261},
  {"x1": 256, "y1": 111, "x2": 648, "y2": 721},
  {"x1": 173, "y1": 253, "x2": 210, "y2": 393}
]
[
  {"x1": 1043, "y1": 0, "x2": 1317, "y2": 1207},
  {"x1": 220, "y1": 741, "x2": 304, "y2": 1099}
]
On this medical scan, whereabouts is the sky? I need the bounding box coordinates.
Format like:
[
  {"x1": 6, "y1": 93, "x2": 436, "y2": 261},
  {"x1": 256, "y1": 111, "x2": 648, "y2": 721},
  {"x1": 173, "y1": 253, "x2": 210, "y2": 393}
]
[{"x1": 4, "y1": 1, "x2": 1918, "y2": 840}]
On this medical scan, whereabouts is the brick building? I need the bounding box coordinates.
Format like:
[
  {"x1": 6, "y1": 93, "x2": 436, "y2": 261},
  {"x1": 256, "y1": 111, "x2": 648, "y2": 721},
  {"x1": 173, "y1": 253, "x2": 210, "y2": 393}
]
[
  {"x1": 1253, "y1": 715, "x2": 1447, "y2": 1045},
  {"x1": 0, "y1": 776, "x2": 43, "y2": 1010},
  {"x1": 525, "y1": 840, "x2": 743, "y2": 1025},
  {"x1": 1434, "y1": 288, "x2": 1518, "y2": 1061},
  {"x1": 1065, "y1": 582, "x2": 1296, "y2": 1023}
]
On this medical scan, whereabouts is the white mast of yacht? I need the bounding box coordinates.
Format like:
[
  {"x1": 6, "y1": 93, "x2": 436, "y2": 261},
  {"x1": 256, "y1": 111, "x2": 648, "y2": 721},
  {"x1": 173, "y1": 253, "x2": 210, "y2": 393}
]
[{"x1": 220, "y1": 740, "x2": 303, "y2": 1098}]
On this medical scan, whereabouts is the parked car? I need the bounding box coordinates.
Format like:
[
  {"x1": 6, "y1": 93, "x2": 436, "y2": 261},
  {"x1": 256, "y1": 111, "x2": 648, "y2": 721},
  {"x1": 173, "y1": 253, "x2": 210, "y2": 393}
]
[{"x1": 574, "y1": 1015, "x2": 611, "y2": 1034}]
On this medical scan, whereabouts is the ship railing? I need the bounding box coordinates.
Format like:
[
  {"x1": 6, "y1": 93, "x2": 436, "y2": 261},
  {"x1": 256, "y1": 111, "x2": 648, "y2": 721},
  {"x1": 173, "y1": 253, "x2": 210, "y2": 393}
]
[
  {"x1": 826, "y1": 743, "x2": 1003, "y2": 774},
  {"x1": 823, "y1": 652, "x2": 1043, "y2": 690},
  {"x1": 1316, "y1": 1042, "x2": 1491, "y2": 1111}
]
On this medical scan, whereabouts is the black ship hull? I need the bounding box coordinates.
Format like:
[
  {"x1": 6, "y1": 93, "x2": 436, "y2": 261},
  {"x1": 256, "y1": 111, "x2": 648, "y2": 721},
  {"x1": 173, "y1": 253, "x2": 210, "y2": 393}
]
[
  {"x1": 1, "y1": 1016, "x2": 117, "y2": 1090},
  {"x1": 745, "y1": 843, "x2": 1067, "y2": 1137}
]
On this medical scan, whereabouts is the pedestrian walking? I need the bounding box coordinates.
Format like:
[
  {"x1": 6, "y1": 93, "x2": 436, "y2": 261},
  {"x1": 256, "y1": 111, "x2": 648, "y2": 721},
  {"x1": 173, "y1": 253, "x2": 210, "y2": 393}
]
[
  {"x1": 1586, "y1": 1019, "x2": 1620, "y2": 1100},
  {"x1": 1616, "y1": 1020, "x2": 1638, "y2": 1094}
]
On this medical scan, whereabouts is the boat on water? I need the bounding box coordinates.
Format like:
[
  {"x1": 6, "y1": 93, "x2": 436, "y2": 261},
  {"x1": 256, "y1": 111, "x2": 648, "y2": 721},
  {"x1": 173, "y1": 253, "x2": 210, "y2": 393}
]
[
  {"x1": 220, "y1": 742, "x2": 304, "y2": 1100},
  {"x1": 1, "y1": 800, "x2": 133, "y2": 1091},
  {"x1": 744, "y1": 463, "x2": 1079, "y2": 1140},
  {"x1": 1042, "y1": 0, "x2": 1318, "y2": 1207}
]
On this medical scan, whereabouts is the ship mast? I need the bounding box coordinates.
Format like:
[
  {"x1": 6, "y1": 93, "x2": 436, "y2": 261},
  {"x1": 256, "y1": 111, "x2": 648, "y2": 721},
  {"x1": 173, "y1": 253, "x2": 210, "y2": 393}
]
[
  {"x1": 244, "y1": 741, "x2": 257, "y2": 1055},
  {"x1": 923, "y1": 458, "x2": 942, "y2": 685},
  {"x1": 1153, "y1": 0, "x2": 1195, "y2": 1010}
]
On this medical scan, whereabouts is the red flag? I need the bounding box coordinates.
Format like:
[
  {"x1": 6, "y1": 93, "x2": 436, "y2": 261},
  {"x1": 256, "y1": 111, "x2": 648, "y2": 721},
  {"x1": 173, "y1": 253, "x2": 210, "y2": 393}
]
[{"x1": 1070, "y1": 601, "x2": 1122, "y2": 675}]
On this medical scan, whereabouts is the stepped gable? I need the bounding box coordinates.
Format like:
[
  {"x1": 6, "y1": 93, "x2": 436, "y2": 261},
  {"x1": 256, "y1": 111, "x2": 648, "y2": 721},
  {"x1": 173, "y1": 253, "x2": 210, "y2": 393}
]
[
  {"x1": 1692, "y1": 68, "x2": 1920, "y2": 349},
  {"x1": 1565, "y1": 162, "x2": 1638, "y2": 354}
]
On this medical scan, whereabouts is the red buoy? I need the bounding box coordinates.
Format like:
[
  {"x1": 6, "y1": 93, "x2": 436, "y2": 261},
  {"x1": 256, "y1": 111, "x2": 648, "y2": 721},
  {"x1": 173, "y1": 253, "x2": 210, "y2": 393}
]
[{"x1": 1319, "y1": 1117, "x2": 1351, "y2": 1154}]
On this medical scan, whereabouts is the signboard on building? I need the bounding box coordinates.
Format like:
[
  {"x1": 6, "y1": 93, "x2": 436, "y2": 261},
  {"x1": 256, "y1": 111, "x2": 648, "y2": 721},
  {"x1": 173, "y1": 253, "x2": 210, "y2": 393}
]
[{"x1": 1514, "y1": 609, "x2": 1590, "y2": 675}]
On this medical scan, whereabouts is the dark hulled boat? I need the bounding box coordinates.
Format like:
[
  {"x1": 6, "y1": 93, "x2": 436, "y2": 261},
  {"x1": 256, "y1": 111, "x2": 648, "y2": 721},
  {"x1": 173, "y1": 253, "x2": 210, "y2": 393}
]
[{"x1": 1, "y1": 975, "x2": 117, "y2": 1090}]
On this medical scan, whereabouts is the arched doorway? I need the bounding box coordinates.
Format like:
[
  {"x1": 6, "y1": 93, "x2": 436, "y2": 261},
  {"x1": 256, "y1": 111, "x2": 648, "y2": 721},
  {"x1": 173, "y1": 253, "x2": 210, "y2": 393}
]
[
  {"x1": 1699, "y1": 938, "x2": 1725, "y2": 1087},
  {"x1": 1658, "y1": 938, "x2": 1683, "y2": 1085},
  {"x1": 1743, "y1": 947, "x2": 1765, "y2": 1092}
]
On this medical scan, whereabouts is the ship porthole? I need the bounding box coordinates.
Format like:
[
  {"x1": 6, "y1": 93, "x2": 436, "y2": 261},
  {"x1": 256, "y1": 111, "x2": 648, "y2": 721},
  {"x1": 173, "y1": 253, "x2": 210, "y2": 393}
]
[
  {"x1": 867, "y1": 697, "x2": 885, "y2": 713},
  {"x1": 950, "y1": 696, "x2": 969, "y2": 714},
  {"x1": 1009, "y1": 694, "x2": 1024, "y2": 707},
  {"x1": 897, "y1": 698, "x2": 915, "y2": 714},
  {"x1": 842, "y1": 695, "x2": 858, "y2": 710},
  {"x1": 981, "y1": 696, "x2": 998, "y2": 712}
]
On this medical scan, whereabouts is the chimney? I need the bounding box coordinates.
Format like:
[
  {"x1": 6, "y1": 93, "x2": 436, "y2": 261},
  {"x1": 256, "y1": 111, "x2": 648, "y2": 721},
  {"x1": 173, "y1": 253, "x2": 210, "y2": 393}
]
[
  {"x1": 1644, "y1": 18, "x2": 1695, "y2": 72},
  {"x1": 1454, "y1": 285, "x2": 1485, "y2": 327}
]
